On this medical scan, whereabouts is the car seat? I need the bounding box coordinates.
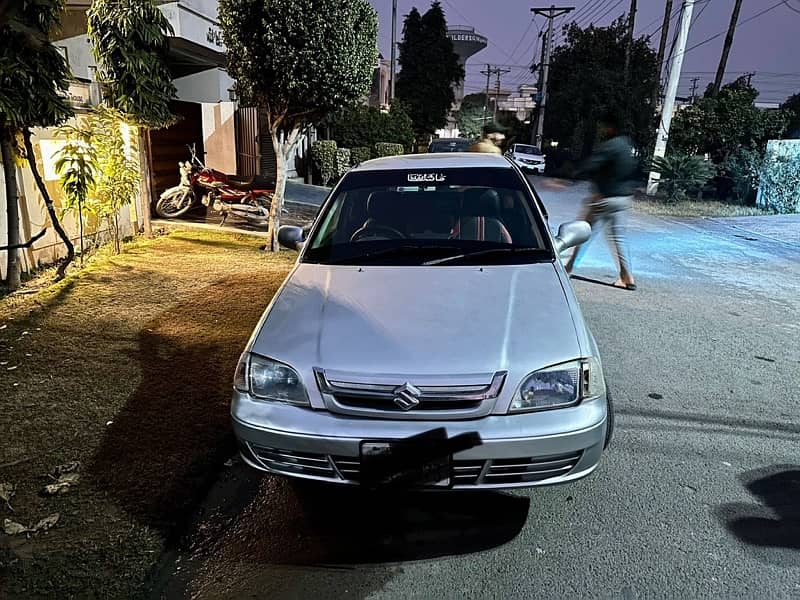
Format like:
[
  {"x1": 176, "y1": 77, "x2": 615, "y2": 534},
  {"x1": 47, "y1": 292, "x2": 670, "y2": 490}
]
[{"x1": 451, "y1": 189, "x2": 512, "y2": 243}]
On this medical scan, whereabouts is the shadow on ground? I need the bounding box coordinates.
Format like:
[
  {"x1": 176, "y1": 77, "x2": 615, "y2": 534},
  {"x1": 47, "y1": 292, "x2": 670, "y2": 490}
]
[
  {"x1": 89, "y1": 274, "x2": 273, "y2": 541},
  {"x1": 155, "y1": 466, "x2": 529, "y2": 598},
  {"x1": 716, "y1": 464, "x2": 800, "y2": 565}
]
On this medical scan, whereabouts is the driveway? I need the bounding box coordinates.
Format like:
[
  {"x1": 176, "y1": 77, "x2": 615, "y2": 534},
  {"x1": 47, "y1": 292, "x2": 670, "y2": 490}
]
[{"x1": 153, "y1": 179, "x2": 800, "y2": 599}]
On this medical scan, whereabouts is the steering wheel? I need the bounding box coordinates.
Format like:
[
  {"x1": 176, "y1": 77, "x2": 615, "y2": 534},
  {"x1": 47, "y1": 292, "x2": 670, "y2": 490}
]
[{"x1": 350, "y1": 225, "x2": 406, "y2": 242}]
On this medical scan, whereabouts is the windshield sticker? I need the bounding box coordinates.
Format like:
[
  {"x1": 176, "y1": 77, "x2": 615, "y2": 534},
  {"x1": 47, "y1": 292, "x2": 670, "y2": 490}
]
[{"x1": 407, "y1": 173, "x2": 446, "y2": 183}]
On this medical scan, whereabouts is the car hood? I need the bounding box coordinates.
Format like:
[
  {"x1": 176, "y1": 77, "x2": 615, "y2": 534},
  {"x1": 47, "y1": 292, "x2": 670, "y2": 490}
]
[{"x1": 252, "y1": 263, "x2": 581, "y2": 378}]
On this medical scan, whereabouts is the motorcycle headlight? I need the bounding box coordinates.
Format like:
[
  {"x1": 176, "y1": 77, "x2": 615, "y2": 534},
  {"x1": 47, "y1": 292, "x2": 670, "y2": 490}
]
[
  {"x1": 233, "y1": 353, "x2": 309, "y2": 406},
  {"x1": 510, "y1": 358, "x2": 605, "y2": 413}
]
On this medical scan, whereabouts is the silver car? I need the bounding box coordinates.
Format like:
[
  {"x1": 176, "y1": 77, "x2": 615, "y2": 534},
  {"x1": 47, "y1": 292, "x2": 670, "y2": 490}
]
[{"x1": 232, "y1": 152, "x2": 612, "y2": 489}]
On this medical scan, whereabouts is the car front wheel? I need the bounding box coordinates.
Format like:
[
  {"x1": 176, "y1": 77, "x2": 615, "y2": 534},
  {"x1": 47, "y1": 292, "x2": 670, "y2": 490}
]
[{"x1": 604, "y1": 384, "x2": 615, "y2": 449}]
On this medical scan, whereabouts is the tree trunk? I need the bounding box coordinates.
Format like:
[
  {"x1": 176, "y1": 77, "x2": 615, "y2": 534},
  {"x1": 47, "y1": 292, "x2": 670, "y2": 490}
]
[
  {"x1": 268, "y1": 126, "x2": 302, "y2": 252},
  {"x1": 22, "y1": 128, "x2": 75, "y2": 281},
  {"x1": 138, "y1": 127, "x2": 153, "y2": 237},
  {"x1": 1, "y1": 125, "x2": 21, "y2": 289}
]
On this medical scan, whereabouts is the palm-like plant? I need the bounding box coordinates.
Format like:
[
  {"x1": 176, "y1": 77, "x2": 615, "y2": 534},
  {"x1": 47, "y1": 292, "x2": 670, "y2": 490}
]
[{"x1": 650, "y1": 154, "x2": 715, "y2": 202}]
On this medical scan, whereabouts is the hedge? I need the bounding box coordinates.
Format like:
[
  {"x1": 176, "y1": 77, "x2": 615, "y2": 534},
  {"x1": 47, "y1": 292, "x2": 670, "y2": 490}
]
[
  {"x1": 311, "y1": 140, "x2": 337, "y2": 186},
  {"x1": 374, "y1": 142, "x2": 404, "y2": 158},
  {"x1": 350, "y1": 146, "x2": 371, "y2": 166},
  {"x1": 335, "y1": 148, "x2": 351, "y2": 177}
]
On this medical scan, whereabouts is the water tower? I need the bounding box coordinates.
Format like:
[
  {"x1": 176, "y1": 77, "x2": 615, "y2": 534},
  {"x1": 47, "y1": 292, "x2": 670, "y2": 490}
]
[{"x1": 447, "y1": 26, "x2": 488, "y2": 107}]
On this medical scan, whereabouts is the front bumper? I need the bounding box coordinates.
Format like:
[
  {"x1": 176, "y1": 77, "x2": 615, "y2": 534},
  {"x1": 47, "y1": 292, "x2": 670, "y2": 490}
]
[
  {"x1": 515, "y1": 161, "x2": 545, "y2": 173},
  {"x1": 232, "y1": 391, "x2": 608, "y2": 489}
]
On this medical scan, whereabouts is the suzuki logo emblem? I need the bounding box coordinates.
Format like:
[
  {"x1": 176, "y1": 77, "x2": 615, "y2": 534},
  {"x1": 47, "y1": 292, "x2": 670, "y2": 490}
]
[{"x1": 393, "y1": 382, "x2": 421, "y2": 410}]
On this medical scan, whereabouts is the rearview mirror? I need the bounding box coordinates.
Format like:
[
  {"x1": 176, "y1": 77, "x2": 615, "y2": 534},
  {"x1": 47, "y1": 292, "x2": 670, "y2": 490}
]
[
  {"x1": 277, "y1": 225, "x2": 305, "y2": 251},
  {"x1": 554, "y1": 221, "x2": 591, "y2": 254}
]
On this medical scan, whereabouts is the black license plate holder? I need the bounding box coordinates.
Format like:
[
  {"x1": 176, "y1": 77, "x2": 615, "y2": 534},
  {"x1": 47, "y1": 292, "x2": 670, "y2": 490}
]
[{"x1": 360, "y1": 441, "x2": 452, "y2": 488}]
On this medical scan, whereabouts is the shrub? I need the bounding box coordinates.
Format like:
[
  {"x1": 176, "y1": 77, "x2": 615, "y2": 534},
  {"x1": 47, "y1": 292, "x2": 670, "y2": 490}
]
[
  {"x1": 374, "y1": 142, "x2": 404, "y2": 158},
  {"x1": 311, "y1": 140, "x2": 337, "y2": 186},
  {"x1": 759, "y1": 151, "x2": 800, "y2": 214},
  {"x1": 322, "y1": 102, "x2": 414, "y2": 151},
  {"x1": 721, "y1": 147, "x2": 763, "y2": 204},
  {"x1": 649, "y1": 154, "x2": 714, "y2": 202},
  {"x1": 350, "y1": 146, "x2": 371, "y2": 166},
  {"x1": 335, "y1": 148, "x2": 351, "y2": 177}
]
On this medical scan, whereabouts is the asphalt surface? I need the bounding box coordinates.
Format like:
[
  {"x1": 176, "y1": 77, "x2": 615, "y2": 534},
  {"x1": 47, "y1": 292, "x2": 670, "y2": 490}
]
[{"x1": 155, "y1": 178, "x2": 800, "y2": 600}]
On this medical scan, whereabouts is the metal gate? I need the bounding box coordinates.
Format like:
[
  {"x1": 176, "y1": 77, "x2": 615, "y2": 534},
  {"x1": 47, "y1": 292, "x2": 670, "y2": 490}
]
[{"x1": 234, "y1": 106, "x2": 260, "y2": 176}]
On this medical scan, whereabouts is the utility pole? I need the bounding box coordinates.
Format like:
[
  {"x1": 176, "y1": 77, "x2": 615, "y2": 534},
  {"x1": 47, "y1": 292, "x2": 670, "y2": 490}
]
[
  {"x1": 530, "y1": 30, "x2": 547, "y2": 144},
  {"x1": 647, "y1": 0, "x2": 695, "y2": 195},
  {"x1": 531, "y1": 5, "x2": 575, "y2": 147},
  {"x1": 390, "y1": 0, "x2": 397, "y2": 100},
  {"x1": 745, "y1": 71, "x2": 755, "y2": 86},
  {"x1": 651, "y1": 0, "x2": 673, "y2": 108},
  {"x1": 623, "y1": 0, "x2": 638, "y2": 84},
  {"x1": 481, "y1": 64, "x2": 492, "y2": 125},
  {"x1": 689, "y1": 77, "x2": 700, "y2": 103},
  {"x1": 711, "y1": 0, "x2": 743, "y2": 96},
  {"x1": 493, "y1": 67, "x2": 511, "y2": 120}
]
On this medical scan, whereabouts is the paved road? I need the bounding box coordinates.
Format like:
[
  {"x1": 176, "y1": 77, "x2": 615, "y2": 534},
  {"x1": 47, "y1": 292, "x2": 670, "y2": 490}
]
[{"x1": 155, "y1": 179, "x2": 800, "y2": 599}]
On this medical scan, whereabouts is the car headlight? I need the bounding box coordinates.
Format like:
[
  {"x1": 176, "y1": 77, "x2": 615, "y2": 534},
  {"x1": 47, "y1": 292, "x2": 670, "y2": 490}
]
[
  {"x1": 510, "y1": 358, "x2": 605, "y2": 412},
  {"x1": 233, "y1": 353, "x2": 309, "y2": 406}
]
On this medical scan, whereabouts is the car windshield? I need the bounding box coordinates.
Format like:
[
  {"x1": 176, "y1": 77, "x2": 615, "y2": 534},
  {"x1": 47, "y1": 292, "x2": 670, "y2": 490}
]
[
  {"x1": 514, "y1": 145, "x2": 542, "y2": 155},
  {"x1": 429, "y1": 139, "x2": 471, "y2": 152},
  {"x1": 303, "y1": 168, "x2": 551, "y2": 266}
]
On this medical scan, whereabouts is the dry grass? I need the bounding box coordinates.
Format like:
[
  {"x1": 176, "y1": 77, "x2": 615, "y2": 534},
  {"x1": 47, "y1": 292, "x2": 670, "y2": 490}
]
[
  {"x1": 0, "y1": 230, "x2": 295, "y2": 598},
  {"x1": 633, "y1": 197, "x2": 773, "y2": 218}
]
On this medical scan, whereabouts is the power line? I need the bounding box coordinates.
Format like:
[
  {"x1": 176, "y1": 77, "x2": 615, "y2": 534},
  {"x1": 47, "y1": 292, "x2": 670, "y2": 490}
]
[
  {"x1": 507, "y1": 18, "x2": 536, "y2": 65},
  {"x1": 573, "y1": 0, "x2": 616, "y2": 26},
  {"x1": 592, "y1": 0, "x2": 627, "y2": 24},
  {"x1": 670, "y1": 0, "x2": 789, "y2": 65},
  {"x1": 782, "y1": 0, "x2": 800, "y2": 15}
]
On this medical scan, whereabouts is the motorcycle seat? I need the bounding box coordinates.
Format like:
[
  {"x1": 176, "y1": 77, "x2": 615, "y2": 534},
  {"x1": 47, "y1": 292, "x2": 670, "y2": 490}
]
[{"x1": 227, "y1": 174, "x2": 276, "y2": 190}]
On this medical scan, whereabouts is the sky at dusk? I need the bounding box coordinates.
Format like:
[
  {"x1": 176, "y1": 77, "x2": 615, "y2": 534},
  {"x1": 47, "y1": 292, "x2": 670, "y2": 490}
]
[{"x1": 368, "y1": 0, "x2": 800, "y2": 105}]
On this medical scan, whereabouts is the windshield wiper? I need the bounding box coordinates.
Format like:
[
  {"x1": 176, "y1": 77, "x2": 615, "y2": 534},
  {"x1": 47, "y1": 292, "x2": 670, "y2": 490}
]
[
  {"x1": 322, "y1": 245, "x2": 458, "y2": 265},
  {"x1": 422, "y1": 247, "x2": 549, "y2": 266}
]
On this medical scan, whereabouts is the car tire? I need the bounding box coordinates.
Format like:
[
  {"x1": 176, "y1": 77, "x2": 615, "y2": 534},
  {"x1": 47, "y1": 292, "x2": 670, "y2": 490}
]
[{"x1": 604, "y1": 384, "x2": 615, "y2": 449}]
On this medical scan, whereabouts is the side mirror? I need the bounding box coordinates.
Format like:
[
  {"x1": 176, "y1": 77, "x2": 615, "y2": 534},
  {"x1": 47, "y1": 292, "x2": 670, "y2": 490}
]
[
  {"x1": 554, "y1": 220, "x2": 591, "y2": 254},
  {"x1": 277, "y1": 225, "x2": 305, "y2": 251}
]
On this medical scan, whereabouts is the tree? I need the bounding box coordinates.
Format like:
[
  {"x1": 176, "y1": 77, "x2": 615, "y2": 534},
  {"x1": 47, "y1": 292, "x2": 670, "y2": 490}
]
[
  {"x1": 781, "y1": 93, "x2": 800, "y2": 137},
  {"x1": 55, "y1": 124, "x2": 98, "y2": 264},
  {"x1": 545, "y1": 19, "x2": 658, "y2": 159},
  {"x1": 323, "y1": 102, "x2": 414, "y2": 151},
  {"x1": 88, "y1": 0, "x2": 178, "y2": 237},
  {"x1": 669, "y1": 77, "x2": 791, "y2": 162},
  {"x1": 219, "y1": 0, "x2": 377, "y2": 251},
  {"x1": 455, "y1": 93, "x2": 487, "y2": 139},
  {"x1": 395, "y1": 2, "x2": 464, "y2": 139},
  {"x1": 1, "y1": 0, "x2": 75, "y2": 289}
]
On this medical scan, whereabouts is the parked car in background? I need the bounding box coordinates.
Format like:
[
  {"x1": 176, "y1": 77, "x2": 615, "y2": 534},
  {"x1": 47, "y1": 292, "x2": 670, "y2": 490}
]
[
  {"x1": 232, "y1": 152, "x2": 611, "y2": 490},
  {"x1": 506, "y1": 143, "x2": 546, "y2": 174},
  {"x1": 428, "y1": 138, "x2": 472, "y2": 153}
]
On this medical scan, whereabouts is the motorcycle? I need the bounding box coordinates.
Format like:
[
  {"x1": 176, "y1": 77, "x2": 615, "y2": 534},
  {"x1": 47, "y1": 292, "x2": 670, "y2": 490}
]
[{"x1": 155, "y1": 144, "x2": 277, "y2": 226}]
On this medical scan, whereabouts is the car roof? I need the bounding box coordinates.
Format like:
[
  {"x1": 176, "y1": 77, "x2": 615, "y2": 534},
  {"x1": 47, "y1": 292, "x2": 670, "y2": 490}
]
[{"x1": 353, "y1": 152, "x2": 512, "y2": 172}]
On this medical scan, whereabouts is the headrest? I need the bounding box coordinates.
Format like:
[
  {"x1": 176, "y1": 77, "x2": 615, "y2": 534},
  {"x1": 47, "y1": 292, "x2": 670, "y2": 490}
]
[
  {"x1": 366, "y1": 191, "x2": 404, "y2": 223},
  {"x1": 462, "y1": 189, "x2": 501, "y2": 217}
]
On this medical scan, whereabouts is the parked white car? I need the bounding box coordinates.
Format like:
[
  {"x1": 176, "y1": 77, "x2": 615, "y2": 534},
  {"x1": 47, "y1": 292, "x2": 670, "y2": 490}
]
[
  {"x1": 506, "y1": 143, "x2": 546, "y2": 174},
  {"x1": 232, "y1": 153, "x2": 612, "y2": 489}
]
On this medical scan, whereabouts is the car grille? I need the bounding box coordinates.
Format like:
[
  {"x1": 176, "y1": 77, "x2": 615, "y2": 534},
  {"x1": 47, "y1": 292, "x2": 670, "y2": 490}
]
[
  {"x1": 249, "y1": 444, "x2": 339, "y2": 479},
  {"x1": 483, "y1": 451, "x2": 583, "y2": 485},
  {"x1": 333, "y1": 394, "x2": 483, "y2": 413},
  {"x1": 248, "y1": 444, "x2": 581, "y2": 487},
  {"x1": 314, "y1": 369, "x2": 507, "y2": 420}
]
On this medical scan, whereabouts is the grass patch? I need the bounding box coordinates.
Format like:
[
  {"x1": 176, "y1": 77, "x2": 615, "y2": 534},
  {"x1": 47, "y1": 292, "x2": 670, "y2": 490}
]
[
  {"x1": 633, "y1": 196, "x2": 773, "y2": 218},
  {"x1": 0, "y1": 229, "x2": 294, "y2": 598}
]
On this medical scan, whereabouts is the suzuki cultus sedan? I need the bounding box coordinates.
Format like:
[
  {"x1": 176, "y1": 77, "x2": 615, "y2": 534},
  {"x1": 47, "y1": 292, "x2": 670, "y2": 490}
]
[{"x1": 232, "y1": 152, "x2": 612, "y2": 489}]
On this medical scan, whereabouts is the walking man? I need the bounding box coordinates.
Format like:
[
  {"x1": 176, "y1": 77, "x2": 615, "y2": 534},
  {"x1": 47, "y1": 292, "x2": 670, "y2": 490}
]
[{"x1": 564, "y1": 111, "x2": 637, "y2": 290}]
